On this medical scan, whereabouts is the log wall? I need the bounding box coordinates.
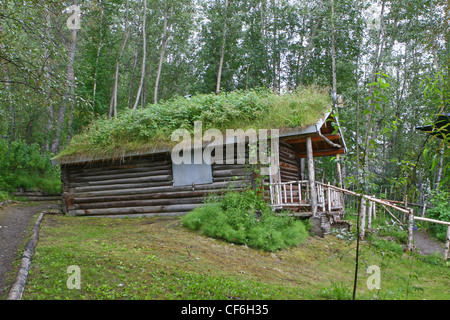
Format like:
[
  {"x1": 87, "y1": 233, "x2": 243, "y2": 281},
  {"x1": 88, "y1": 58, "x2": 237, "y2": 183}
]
[
  {"x1": 279, "y1": 141, "x2": 300, "y2": 182},
  {"x1": 61, "y1": 150, "x2": 252, "y2": 217}
]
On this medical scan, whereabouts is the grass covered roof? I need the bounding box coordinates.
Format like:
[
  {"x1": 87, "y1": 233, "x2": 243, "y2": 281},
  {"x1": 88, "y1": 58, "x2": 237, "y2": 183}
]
[{"x1": 55, "y1": 86, "x2": 332, "y2": 164}]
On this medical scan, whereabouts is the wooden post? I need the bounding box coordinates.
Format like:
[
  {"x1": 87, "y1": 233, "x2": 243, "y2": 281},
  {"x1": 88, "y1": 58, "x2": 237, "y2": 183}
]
[
  {"x1": 306, "y1": 136, "x2": 317, "y2": 216},
  {"x1": 327, "y1": 183, "x2": 331, "y2": 213},
  {"x1": 445, "y1": 226, "x2": 450, "y2": 261},
  {"x1": 336, "y1": 154, "x2": 342, "y2": 188},
  {"x1": 360, "y1": 197, "x2": 366, "y2": 240},
  {"x1": 372, "y1": 196, "x2": 377, "y2": 219},
  {"x1": 367, "y1": 200, "x2": 372, "y2": 230},
  {"x1": 407, "y1": 209, "x2": 414, "y2": 252},
  {"x1": 421, "y1": 201, "x2": 427, "y2": 217}
]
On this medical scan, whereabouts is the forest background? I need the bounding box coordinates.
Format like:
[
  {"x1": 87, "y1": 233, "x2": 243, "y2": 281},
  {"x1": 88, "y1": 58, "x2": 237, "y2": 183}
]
[{"x1": 0, "y1": 0, "x2": 448, "y2": 211}]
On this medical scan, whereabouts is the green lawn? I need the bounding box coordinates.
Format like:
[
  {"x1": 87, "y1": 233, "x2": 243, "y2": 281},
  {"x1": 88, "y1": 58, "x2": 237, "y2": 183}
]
[{"x1": 21, "y1": 214, "x2": 450, "y2": 300}]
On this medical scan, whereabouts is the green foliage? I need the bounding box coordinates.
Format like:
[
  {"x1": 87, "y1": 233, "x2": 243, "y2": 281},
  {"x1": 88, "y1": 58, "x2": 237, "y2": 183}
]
[
  {"x1": 318, "y1": 281, "x2": 352, "y2": 300},
  {"x1": 425, "y1": 190, "x2": 450, "y2": 242},
  {"x1": 57, "y1": 87, "x2": 331, "y2": 161},
  {"x1": 182, "y1": 189, "x2": 309, "y2": 252},
  {"x1": 0, "y1": 140, "x2": 61, "y2": 194},
  {"x1": 375, "y1": 220, "x2": 408, "y2": 244}
]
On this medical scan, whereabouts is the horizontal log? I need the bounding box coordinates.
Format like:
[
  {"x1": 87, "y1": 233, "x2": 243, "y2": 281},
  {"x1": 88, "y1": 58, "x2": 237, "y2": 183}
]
[
  {"x1": 213, "y1": 176, "x2": 251, "y2": 183},
  {"x1": 70, "y1": 173, "x2": 172, "y2": 187},
  {"x1": 70, "y1": 203, "x2": 202, "y2": 216},
  {"x1": 212, "y1": 168, "x2": 248, "y2": 178},
  {"x1": 66, "y1": 164, "x2": 172, "y2": 179},
  {"x1": 73, "y1": 180, "x2": 173, "y2": 193},
  {"x1": 212, "y1": 164, "x2": 247, "y2": 171},
  {"x1": 68, "y1": 171, "x2": 172, "y2": 183},
  {"x1": 414, "y1": 216, "x2": 450, "y2": 226},
  {"x1": 22, "y1": 196, "x2": 61, "y2": 201},
  {"x1": 71, "y1": 180, "x2": 247, "y2": 198},
  {"x1": 71, "y1": 187, "x2": 246, "y2": 204},
  {"x1": 84, "y1": 212, "x2": 191, "y2": 219},
  {"x1": 13, "y1": 191, "x2": 60, "y2": 196},
  {"x1": 69, "y1": 196, "x2": 206, "y2": 210}
]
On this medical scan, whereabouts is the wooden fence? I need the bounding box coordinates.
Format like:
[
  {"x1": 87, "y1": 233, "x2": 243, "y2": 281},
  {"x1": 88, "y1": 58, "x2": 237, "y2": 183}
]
[{"x1": 325, "y1": 184, "x2": 450, "y2": 260}]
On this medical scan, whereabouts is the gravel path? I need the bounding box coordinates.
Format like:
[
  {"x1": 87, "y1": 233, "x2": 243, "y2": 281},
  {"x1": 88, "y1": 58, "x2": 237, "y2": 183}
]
[
  {"x1": 0, "y1": 201, "x2": 60, "y2": 299},
  {"x1": 413, "y1": 229, "x2": 446, "y2": 257}
]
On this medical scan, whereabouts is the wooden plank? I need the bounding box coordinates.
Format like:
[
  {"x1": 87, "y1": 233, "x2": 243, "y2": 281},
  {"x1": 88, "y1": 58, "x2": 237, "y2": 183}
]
[
  {"x1": 285, "y1": 134, "x2": 341, "y2": 145},
  {"x1": 296, "y1": 148, "x2": 346, "y2": 158}
]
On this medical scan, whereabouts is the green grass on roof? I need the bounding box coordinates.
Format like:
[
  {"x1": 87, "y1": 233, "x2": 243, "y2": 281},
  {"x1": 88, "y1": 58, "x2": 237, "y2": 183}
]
[{"x1": 56, "y1": 86, "x2": 331, "y2": 162}]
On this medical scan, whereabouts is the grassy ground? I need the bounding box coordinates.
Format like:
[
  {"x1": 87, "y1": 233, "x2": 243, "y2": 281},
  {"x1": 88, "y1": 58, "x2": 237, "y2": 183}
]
[{"x1": 21, "y1": 213, "x2": 450, "y2": 300}]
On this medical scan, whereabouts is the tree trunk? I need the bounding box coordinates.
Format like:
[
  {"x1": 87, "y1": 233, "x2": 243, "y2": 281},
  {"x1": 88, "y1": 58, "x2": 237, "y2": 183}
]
[
  {"x1": 51, "y1": 0, "x2": 78, "y2": 153},
  {"x1": 216, "y1": 0, "x2": 229, "y2": 95},
  {"x1": 0, "y1": 24, "x2": 14, "y2": 142},
  {"x1": 133, "y1": 0, "x2": 147, "y2": 110},
  {"x1": 154, "y1": 0, "x2": 170, "y2": 104},
  {"x1": 109, "y1": 0, "x2": 130, "y2": 118},
  {"x1": 92, "y1": 0, "x2": 104, "y2": 108},
  {"x1": 331, "y1": 0, "x2": 337, "y2": 96}
]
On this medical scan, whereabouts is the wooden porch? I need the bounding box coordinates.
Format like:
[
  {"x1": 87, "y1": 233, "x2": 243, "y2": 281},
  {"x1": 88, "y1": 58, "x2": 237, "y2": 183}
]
[{"x1": 267, "y1": 180, "x2": 345, "y2": 218}]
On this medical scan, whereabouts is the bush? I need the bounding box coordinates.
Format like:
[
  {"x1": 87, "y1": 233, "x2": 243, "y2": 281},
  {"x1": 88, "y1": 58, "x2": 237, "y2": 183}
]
[
  {"x1": 0, "y1": 139, "x2": 61, "y2": 194},
  {"x1": 425, "y1": 190, "x2": 450, "y2": 242},
  {"x1": 182, "y1": 189, "x2": 309, "y2": 252}
]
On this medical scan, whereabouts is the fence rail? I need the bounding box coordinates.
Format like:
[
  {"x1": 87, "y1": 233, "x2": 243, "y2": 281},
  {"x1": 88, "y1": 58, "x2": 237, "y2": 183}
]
[
  {"x1": 267, "y1": 180, "x2": 449, "y2": 260},
  {"x1": 267, "y1": 181, "x2": 344, "y2": 214},
  {"x1": 324, "y1": 183, "x2": 450, "y2": 260}
]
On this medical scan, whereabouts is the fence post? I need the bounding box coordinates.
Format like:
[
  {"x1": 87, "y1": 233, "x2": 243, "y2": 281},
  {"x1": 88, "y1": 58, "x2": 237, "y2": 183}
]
[
  {"x1": 367, "y1": 200, "x2": 372, "y2": 230},
  {"x1": 407, "y1": 209, "x2": 414, "y2": 252},
  {"x1": 445, "y1": 226, "x2": 450, "y2": 261},
  {"x1": 372, "y1": 196, "x2": 376, "y2": 220},
  {"x1": 360, "y1": 197, "x2": 366, "y2": 240}
]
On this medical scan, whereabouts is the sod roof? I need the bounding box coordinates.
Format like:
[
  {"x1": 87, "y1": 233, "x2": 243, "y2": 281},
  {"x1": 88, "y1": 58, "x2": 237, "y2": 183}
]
[{"x1": 54, "y1": 87, "x2": 333, "y2": 164}]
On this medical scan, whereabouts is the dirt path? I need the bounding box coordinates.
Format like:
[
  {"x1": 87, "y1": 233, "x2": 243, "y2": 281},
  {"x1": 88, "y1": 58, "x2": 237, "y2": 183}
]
[
  {"x1": 413, "y1": 229, "x2": 446, "y2": 257},
  {"x1": 0, "y1": 201, "x2": 60, "y2": 299}
]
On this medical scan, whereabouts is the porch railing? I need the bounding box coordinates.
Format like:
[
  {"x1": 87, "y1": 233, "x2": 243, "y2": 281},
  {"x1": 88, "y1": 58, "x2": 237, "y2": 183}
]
[{"x1": 267, "y1": 180, "x2": 344, "y2": 213}]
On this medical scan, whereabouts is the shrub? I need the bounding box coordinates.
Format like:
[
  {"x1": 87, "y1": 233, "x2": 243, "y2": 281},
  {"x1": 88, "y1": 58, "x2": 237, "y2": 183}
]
[
  {"x1": 0, "y1": 139, "x2": 61, "y2": 194},
  {"x1": 182, "y1": 189, "x2": 309, "y2": 252},
  {"x1": 318, "y1": 282, "x2": 352, "y2": 300},
  {"x1": 425, "y1": 190, "x2": 450, "y2": 242}
]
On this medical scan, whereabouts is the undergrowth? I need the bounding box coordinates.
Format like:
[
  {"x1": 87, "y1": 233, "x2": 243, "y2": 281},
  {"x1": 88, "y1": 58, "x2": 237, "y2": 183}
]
[
  {"x1": 182, "y1": 188, "x2": 310, "y2": 252},
  {"x1": 0, "y1": 140, "x2": 61, "y2": 194}
]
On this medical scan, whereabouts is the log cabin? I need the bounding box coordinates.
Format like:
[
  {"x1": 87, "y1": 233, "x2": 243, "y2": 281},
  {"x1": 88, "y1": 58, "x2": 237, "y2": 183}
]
[{"x1": 52, "y1": 90, "x2": 348, "y2": 233}]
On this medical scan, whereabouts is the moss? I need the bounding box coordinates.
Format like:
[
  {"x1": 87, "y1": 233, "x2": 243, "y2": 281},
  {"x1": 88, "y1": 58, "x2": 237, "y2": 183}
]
[{"x1": 56, "y1": 86, "x2": 331, "y2": 162}]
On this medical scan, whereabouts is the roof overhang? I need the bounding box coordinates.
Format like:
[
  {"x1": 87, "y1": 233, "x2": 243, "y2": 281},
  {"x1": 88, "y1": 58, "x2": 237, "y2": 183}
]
[
  {"x1": 280, "y1": 110, "x2": 347, "y2": 158},
  {"x1": 416, "y1": 113, "x2": 450, "y2": 140}
]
